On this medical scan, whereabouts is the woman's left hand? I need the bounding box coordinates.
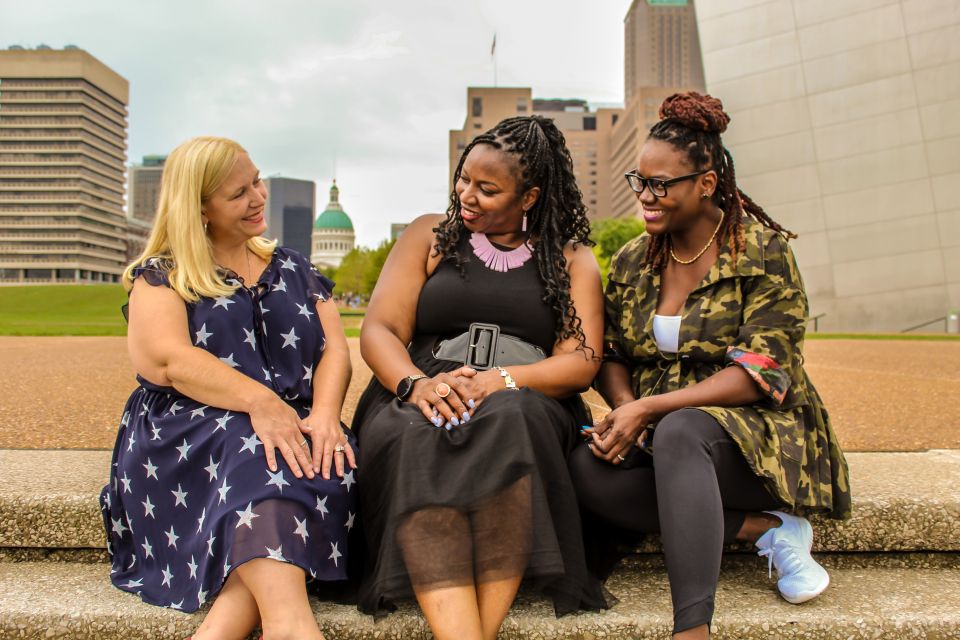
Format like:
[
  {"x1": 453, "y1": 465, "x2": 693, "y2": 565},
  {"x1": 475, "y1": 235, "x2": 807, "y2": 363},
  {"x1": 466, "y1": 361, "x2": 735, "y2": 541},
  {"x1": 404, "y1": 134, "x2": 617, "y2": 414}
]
[
  {"x1": 300, "y1": 411, "x2": 356, "y2": 480},
  {"x1": 586, "y1": 397, "x2": 657, "y2": 465}
]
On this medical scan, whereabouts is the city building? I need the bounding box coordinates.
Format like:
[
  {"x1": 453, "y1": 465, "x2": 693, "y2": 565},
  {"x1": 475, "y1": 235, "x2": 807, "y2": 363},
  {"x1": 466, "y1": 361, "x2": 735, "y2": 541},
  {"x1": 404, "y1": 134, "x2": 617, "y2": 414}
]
[
  {"x1": 311, "y1": 180, "x2": 354, "y2": 269},
  {"x1": 624, "y1": 0, "x2": 706, "y2": 103},
  {"x1": 126, "y1": 154, "x2": 165, "y2": 262},
  {"x1": 390, "y1": 223, "x2": 409, "y2": 241},
  {"x1": 693, "y1": 0, "x2": 960, "y2": 332},
  {"x1": 448, "y1": 87, "x2": 623, "y2": 219},
  {"x1": 0, "y1": 46, "x2": 129, "y2": 283},
  {"x1": 263, "y1": 176, "x2": 314, "y2": 258}
]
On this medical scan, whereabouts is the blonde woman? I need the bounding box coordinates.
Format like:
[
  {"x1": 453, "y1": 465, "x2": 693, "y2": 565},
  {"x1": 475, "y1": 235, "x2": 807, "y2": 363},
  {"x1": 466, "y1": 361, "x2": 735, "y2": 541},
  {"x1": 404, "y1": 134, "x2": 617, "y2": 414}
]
[{"x1": 100, "y1": 136, "x2": 357, "y2": 640}]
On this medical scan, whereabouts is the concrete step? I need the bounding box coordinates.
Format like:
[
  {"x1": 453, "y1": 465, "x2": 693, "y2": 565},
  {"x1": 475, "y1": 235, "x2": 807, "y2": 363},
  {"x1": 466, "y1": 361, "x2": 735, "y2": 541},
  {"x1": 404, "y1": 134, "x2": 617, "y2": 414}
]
[
  {"x1": 0, "y1": 555, "x2": 958, "y2": 639},
  {"x1": 2, "y1": 448, "x2": 960, "y2": 554}
]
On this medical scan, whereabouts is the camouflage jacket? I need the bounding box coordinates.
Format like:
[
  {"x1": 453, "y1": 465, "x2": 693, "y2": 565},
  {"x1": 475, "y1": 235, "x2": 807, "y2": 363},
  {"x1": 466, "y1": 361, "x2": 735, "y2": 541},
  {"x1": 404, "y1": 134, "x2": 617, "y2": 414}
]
[{"x1": 605, "y1": 220, "x2": 851, "y2": 519}]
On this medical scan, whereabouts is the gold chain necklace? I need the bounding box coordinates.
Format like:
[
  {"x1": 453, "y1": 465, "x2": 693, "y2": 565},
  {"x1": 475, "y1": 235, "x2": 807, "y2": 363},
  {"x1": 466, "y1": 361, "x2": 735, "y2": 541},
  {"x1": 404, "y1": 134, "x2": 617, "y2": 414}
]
[{"x1": 669, "y1": 212, "x2": 724, "y2": 265}]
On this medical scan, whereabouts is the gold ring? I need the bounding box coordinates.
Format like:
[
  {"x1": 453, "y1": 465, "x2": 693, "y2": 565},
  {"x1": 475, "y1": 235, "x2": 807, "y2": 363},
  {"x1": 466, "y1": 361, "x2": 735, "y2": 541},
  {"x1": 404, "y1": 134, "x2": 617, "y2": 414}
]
[
  {"x1": 300, "y1": 439, "x2": 309, "y2": 448},
  {"x1": 435, "y1": 383, "x2": 451, "y2": 398},
  {"x1": 334, "y1": 444, "x2": 346, "y2": 453}
]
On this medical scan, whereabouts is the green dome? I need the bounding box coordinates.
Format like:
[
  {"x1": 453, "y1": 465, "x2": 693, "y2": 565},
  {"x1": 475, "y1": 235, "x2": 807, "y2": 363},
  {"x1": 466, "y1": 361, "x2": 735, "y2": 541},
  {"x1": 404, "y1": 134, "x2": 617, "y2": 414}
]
[
  {"x1": 313, "y1": 180, "x2": 354, "y2": 231},
  {"x1": 315, "y1": 208, "x2": 354, "y2": 231}
]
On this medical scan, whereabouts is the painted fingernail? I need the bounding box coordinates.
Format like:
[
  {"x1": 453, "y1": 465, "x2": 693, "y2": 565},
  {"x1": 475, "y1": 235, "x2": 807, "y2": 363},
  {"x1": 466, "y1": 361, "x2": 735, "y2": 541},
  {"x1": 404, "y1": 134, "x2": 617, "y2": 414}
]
[
  {"x1": 433, "y1": 407, "x2": 439, "y2": 416},
  {"x1": 444, "y1": 421, "x2": 451, "y2": 429},
  {"x1": 462, "y1": 412, "x2": 471, "y2": 422},
  {"x1": 579, "y1": 425, "x2": 591, "y2": 431},
  {"x1": 467, "y1": 399, "x2": 476, "y2": 409}
]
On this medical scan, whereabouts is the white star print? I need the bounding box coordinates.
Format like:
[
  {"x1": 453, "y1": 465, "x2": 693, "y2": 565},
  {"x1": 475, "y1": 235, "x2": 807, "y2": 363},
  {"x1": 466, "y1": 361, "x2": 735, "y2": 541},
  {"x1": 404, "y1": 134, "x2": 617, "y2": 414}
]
[
  {"x1": 204, "y1": 455, "x2": 220, "y2": 482},
  {"x1": 142, "y1": 495, "x2": 156, "y2": 519},
  {"x1": 141, "y1": 537, "x2": 153, "y2": 559},
  {"x1": 296, "y1": 302, "x2": 314, "y2": 319},
  {"x1": 266, "y1": 468, "x2": 290, "y2": 493},
  {"x1": 126, "y1": 555, "x2": 135, "y2": 570},
  {"x1": 239, "y1": 433, "x2": 261, "y2": 455},
  {"x1": 104, "y1": 492, "x2": 111, "y2": 509},
  {"x1": 303, "y1": 365, "x2": 313, "y2": 383},
  {"x1": 309, "y1": 568, "x2": 317, "y2": 579},
  {"x1": 187, "y1": 555, "x2": 198, "y2": 580},
  {"x1": 190, "y1": 406, "x2": 208, "y2": 420},
  {"x1": 315, "y1": 495, "x2": 328, "y2": 520},
  {"x1": 223, "y1": 560, "x2": 231, "y2": 575},
  {"x1": 126, "y1": 432, "x2": 136, "y2": 452},
  {"x1": 262, "y1": 320, "x2": 269, "y2": 336},
  {"x1": 165, "y1": 525, "x2": 179, "y2": 549},
  {"x1": 219, "y1": 353, "x2": 240, "y2": 368},
  {"x1": 111, "y1": 517, "x2": 128, "y2": 537},
  {"x1": 168, "y1": 401, "x2": 183, "y2": 416},
  {"x1": 143, "y1": 458, "x2": 158, "y2": 480},
  {"x1": 272, "y1": 278, "x2": 288, "y2": 293},
  {"x1": 172, "y1": 483, "x2": 188, "y2": 508},
  {"x1": 214, "y1": 411, "x2": 234, "y2": 432},
  {"x1": 198, "y1": 588, "x2": 208, "y2": 606},
  {"x1": 293, "y1": 515, "x2": 309, "y2": 544},
  {"x1": 280, "y1": 327, "x2": 300, "y2": 349},
  {"x1": 197, "y1": 508, "x2": 206, "y2": 533},
  {"x1": 345, "y1": 511, "x2": 356, "y2": 531},
  {"x1": 121, "y1": 411, "x2": 130, "y2": 426},
  {"x1": 266, "y1": 544, "x2": 286, "y2": 562},
  {"x1": 243, "y1": 328, "x2": 257, "y2": 350},
  {"x1": 123, "y1": 578, "x2": 143, "y2": 589},
  {"x1": 171, "y1": 599, "x2": 184, "y2": 610},
  {"x1": 235, "y1": 502, "x2": 260, "y2": 530},
  {"x1": 121, "y1": 473, "x2": 132, "y2": 494},
  {"x1": 261, "y1": 367, "x2": 272, "y2": 382},
  {"x1": 175, "y1": 438, "x2": 192, "y2": 462},
  {"x1": 213, "y1": 296, "x2": 235, "y2": 310},
  {"x1": 217, "y1": 479, "x2": 232, "y2": 505},
  {"x1": 206, "y1": 532, "x2": 216, "y2": 557},
  {"x1": 194, "y1": 323, "x2": 213, "y2": 346},
  {"x1": 161, "y1": 565, "x2": 174, "y2": 588},
  {"x1": 150, "y1": 424, "x2": 162, "y2": 440},
  {"x1": 341, "y1": 469, "x2": 356, "y2": 492},
  {"x1": 329, "y1": 542, "x2": 342, "y2": 567},
  {"x1": 280, "y1": 256, "x2": 297, "y2": 271},
  {"x1": 259, "y1": 301, "x2": 270, "y2": 315}
]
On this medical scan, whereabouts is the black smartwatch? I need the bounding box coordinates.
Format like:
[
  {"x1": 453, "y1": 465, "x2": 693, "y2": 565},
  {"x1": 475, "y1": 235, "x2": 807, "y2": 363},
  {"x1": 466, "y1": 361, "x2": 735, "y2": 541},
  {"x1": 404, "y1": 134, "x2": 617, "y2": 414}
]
[{"x1": 396, "y1": 374, "x2": 427, "y2": 401}]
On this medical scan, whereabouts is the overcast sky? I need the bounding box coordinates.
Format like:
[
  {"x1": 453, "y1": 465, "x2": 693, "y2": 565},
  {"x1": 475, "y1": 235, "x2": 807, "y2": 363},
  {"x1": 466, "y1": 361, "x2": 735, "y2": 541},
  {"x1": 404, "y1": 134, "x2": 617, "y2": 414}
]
[{"x1": 4, "y1": 0, "x2": 628, "y2": 247}]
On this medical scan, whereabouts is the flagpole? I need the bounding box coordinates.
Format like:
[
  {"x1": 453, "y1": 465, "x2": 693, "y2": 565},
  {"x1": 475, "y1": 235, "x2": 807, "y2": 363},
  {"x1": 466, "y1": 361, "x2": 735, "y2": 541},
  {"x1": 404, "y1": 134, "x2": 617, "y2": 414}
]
[{"x1": 491, "y1": 32, "x2": 497, "y2": 87}]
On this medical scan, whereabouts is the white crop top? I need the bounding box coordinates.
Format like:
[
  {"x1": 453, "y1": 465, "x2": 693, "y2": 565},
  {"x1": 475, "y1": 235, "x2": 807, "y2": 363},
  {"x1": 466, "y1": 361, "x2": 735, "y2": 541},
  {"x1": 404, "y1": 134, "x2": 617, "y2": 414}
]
[{"x1": 652, "y1": 314, "x2": 681, "y2": 353}]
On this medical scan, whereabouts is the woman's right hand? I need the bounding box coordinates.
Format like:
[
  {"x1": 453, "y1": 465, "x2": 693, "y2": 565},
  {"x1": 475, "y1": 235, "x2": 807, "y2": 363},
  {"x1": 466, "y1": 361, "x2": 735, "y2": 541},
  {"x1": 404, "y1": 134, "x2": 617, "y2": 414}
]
[
  {"x1": 247, "y1": 393, "x2": 315, "y2": 479},
  {"x1": 408, "y1": 367, "x2": 478, "y2": 428}
]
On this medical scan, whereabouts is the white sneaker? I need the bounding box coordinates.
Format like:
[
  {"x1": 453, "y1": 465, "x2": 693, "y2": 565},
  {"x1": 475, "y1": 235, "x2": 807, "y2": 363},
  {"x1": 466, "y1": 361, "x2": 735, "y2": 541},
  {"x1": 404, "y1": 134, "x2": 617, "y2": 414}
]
[{"x1": 755, "y1": 510, "x2": 830, "y2": 604}]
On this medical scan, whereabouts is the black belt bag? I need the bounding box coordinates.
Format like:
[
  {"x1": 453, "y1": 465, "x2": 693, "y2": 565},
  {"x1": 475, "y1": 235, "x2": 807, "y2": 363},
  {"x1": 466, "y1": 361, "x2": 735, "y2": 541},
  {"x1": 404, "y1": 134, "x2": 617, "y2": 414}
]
[{"x1": 432, "y1": 322, "x2": 546, "y2": 370}]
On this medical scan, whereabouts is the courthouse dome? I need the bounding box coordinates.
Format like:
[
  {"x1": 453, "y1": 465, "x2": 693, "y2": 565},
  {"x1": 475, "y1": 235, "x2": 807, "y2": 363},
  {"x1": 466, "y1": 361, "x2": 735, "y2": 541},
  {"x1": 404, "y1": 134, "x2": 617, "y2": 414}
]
[{"x1": 314, "y1": 181, "x2": 354, "y2": 231}]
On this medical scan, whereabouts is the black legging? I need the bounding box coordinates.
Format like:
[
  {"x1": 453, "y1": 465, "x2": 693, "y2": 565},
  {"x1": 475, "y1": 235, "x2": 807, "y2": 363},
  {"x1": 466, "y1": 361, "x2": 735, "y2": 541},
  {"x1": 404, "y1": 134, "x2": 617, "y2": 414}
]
[{"x1": 569, "y1": 408, "x2": 781, "y2": 634}]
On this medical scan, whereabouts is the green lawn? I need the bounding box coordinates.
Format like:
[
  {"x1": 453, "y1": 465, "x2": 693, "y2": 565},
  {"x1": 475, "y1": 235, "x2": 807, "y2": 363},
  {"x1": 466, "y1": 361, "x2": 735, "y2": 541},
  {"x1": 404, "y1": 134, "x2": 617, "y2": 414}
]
[{"x1": 0, "y1": 285, "x2": 365, "y2": 337}]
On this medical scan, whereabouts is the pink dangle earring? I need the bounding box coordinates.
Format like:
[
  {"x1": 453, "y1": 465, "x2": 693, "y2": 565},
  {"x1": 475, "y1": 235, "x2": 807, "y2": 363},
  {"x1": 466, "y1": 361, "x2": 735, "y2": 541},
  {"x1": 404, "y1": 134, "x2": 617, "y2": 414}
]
[{"x1": 522, "y1": 211, "x2": 528, "y2": 232}]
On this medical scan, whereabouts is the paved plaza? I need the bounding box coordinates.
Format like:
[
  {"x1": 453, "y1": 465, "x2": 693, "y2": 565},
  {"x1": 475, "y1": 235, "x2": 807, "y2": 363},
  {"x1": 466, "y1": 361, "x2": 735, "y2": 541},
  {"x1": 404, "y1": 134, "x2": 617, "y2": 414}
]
[{"x1": 1, "y1": 336, "x2": 958, "y2": 452}]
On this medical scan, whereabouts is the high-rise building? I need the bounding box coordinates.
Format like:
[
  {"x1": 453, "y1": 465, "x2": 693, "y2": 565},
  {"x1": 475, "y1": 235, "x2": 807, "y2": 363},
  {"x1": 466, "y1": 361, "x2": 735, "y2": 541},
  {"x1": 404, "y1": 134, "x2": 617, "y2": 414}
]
[
  {"x1": 448, "y1": 87, "x2": 623, "y2": 219},
  {"x1": 263, "y1": 176, "x2": 315, "y2": 258},
  {"x1": 693, "y1": 0, "x2": 960, "y2": 332},
  {"x1": 126, "y1": 154, "x2": 165, "y2": 261},
  {"x1": 624, "y1": 0, "x2": 705, "y2": 103},
  {"x1": 0, "y1": 47, "x2": 129, "y2": 283},
  {"x1": 311, "y1": 180, "x2": 355, "y2": 269}
]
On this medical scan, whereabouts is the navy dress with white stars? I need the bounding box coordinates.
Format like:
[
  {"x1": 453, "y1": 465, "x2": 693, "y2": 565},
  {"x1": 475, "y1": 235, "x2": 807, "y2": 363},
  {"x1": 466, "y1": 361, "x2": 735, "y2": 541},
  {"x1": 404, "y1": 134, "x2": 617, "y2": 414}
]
[{"x1": 100, "y1": 247, "x2": 357, "y2": 612}]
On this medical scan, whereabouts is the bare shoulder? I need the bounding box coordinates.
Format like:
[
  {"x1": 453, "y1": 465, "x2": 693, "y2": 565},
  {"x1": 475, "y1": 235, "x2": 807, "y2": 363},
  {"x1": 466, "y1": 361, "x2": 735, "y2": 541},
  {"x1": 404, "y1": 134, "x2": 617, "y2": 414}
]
[{"x1": 562, "y1": 240, "x2": 600, "y2": 275}]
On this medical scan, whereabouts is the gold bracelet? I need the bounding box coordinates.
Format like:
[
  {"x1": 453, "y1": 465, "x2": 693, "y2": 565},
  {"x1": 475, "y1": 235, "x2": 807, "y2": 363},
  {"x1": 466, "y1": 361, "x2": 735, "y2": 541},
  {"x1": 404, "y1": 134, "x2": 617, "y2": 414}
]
[{"x1": 496, "y1": 366, "x2": 519, "y2": 391}]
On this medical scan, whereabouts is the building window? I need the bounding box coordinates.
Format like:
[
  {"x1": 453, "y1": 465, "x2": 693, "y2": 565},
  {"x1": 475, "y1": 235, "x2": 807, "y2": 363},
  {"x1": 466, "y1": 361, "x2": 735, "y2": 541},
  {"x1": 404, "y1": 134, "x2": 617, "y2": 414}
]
[
  {"x1": 583, "y1": 116, "x2": 597, "y2": 131},
  {"x1": 472, "y1": 97, "x2": 483, "y2": 117},
  {"x1": 612, "y1": 114, "x2": 619, "y2": 125},
  {"x1": 474, "y1": 123, "x2": 482, "y2": 129},
  {"x1": 517, "y1": 98, "x2": 527, "y2": 113}
]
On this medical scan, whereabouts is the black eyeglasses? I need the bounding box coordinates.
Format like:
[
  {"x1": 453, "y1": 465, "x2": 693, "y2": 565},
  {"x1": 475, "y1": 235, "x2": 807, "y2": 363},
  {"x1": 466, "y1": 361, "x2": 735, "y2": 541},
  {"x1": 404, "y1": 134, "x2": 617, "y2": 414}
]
[{"x1": 624, "y1": 170, "x2": 708, "y2": 197}]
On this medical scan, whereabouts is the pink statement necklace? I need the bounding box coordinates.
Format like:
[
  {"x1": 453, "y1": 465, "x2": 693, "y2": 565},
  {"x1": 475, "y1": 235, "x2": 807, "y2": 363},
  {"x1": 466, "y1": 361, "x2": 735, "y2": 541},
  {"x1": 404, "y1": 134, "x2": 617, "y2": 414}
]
[{"x1": 469, "y1": 232, "x2": 533, "y2": 272}]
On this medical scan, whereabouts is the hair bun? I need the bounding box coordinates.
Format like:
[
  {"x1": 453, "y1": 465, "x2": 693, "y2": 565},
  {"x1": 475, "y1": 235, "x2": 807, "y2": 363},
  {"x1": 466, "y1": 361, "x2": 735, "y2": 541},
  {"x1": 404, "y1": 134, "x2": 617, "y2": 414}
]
[{"x1": 658, "y1": 92, "x2": 730, "y2": 134}]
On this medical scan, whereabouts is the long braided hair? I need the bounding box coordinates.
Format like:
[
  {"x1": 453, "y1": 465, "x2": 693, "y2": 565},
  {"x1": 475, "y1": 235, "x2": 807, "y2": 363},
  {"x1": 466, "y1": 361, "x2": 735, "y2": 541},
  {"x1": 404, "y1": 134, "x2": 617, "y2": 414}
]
[
  {"x1": 435, "y1": 115, "x2": 594, "y2": 350},
  {"x1": 643, "y1": 92, "x2": 795, "y2": 271}
]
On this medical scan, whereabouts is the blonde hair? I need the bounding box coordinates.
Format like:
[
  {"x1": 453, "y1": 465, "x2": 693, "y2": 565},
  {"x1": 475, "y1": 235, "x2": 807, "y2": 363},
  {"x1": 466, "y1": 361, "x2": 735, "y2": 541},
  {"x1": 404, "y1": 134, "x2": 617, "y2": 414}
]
[{"x1": 122, "y1": 136, "x2": 276, "y2": 302}]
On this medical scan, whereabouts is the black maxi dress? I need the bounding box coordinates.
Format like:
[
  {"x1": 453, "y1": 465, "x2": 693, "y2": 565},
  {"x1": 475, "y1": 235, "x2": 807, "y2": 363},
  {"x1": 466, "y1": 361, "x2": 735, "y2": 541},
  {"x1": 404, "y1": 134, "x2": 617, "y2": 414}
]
[{"x1": 352, "y1": 235, "x2": 610, "y2": 617}]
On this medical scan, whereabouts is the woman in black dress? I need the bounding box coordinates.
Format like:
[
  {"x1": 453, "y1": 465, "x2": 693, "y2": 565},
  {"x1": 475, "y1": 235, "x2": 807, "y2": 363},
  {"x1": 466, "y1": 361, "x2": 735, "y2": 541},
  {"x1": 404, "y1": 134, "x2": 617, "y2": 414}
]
[{"x1": 352, "y1": 115, "x2": 609, "y2": 639}]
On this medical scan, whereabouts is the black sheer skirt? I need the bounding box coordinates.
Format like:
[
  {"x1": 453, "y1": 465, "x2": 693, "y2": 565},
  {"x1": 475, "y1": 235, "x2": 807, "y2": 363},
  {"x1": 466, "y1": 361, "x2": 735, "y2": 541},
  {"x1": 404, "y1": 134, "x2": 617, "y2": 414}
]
[{"x1": 351, "y1": 338, "x2": 612, "y2": 618}]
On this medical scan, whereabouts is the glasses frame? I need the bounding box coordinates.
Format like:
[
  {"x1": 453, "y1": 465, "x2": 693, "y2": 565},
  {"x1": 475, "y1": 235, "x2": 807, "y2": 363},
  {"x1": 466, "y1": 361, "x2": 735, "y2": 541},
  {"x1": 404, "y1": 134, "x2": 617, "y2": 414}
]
[{"x1": 624, "y1": 169, "x2": 709, "y2": 197}]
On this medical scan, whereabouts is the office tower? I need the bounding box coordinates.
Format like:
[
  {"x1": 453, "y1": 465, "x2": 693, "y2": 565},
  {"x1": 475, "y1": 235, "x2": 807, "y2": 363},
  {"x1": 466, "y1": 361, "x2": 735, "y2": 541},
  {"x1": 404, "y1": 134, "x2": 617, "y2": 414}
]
[
  {"x1": 126, "y1": 155, "x2": 165, "y2": 261},
  {"x1": 264, "y1": 176, "x2": 315, "y2": 258},
  {"x1": 0, "y1": 46, "x2": 129, "y2": 283},
  {"x1": 624, "y1": 0, "x2": 705, "y2": 103}
]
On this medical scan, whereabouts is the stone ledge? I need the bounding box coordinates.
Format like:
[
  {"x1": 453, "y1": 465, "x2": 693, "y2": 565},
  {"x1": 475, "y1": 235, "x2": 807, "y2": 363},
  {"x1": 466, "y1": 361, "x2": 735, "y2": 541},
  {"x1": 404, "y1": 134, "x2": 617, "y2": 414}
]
[
  {"x1": 1, "y1": 449, "x2": 959, "y2": 552},
  {"x1": 1, "y1": 556, "x2": 959, "y2": 639}
]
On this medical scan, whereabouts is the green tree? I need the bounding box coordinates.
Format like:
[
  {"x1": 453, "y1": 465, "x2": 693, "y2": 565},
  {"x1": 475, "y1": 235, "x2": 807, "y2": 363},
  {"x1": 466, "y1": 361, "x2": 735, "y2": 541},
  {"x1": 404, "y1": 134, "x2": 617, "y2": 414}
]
[
  {"x1": 362, "y1": 238, "x2": 397, "y2": 294},
  {"x1": 590, "y1": 217, "x2": 644, "y2": 284},
  {"x1": 332, "y1": 248, "x2": 369, "y2": 295}
]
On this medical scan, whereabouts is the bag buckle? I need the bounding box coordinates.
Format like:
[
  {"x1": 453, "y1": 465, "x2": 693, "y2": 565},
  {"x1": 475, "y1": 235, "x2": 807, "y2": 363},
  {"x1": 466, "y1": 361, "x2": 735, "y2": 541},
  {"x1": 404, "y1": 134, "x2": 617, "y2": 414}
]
[{"x1": 465, "y1": 322, "x2": 500, "y2": 370}]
